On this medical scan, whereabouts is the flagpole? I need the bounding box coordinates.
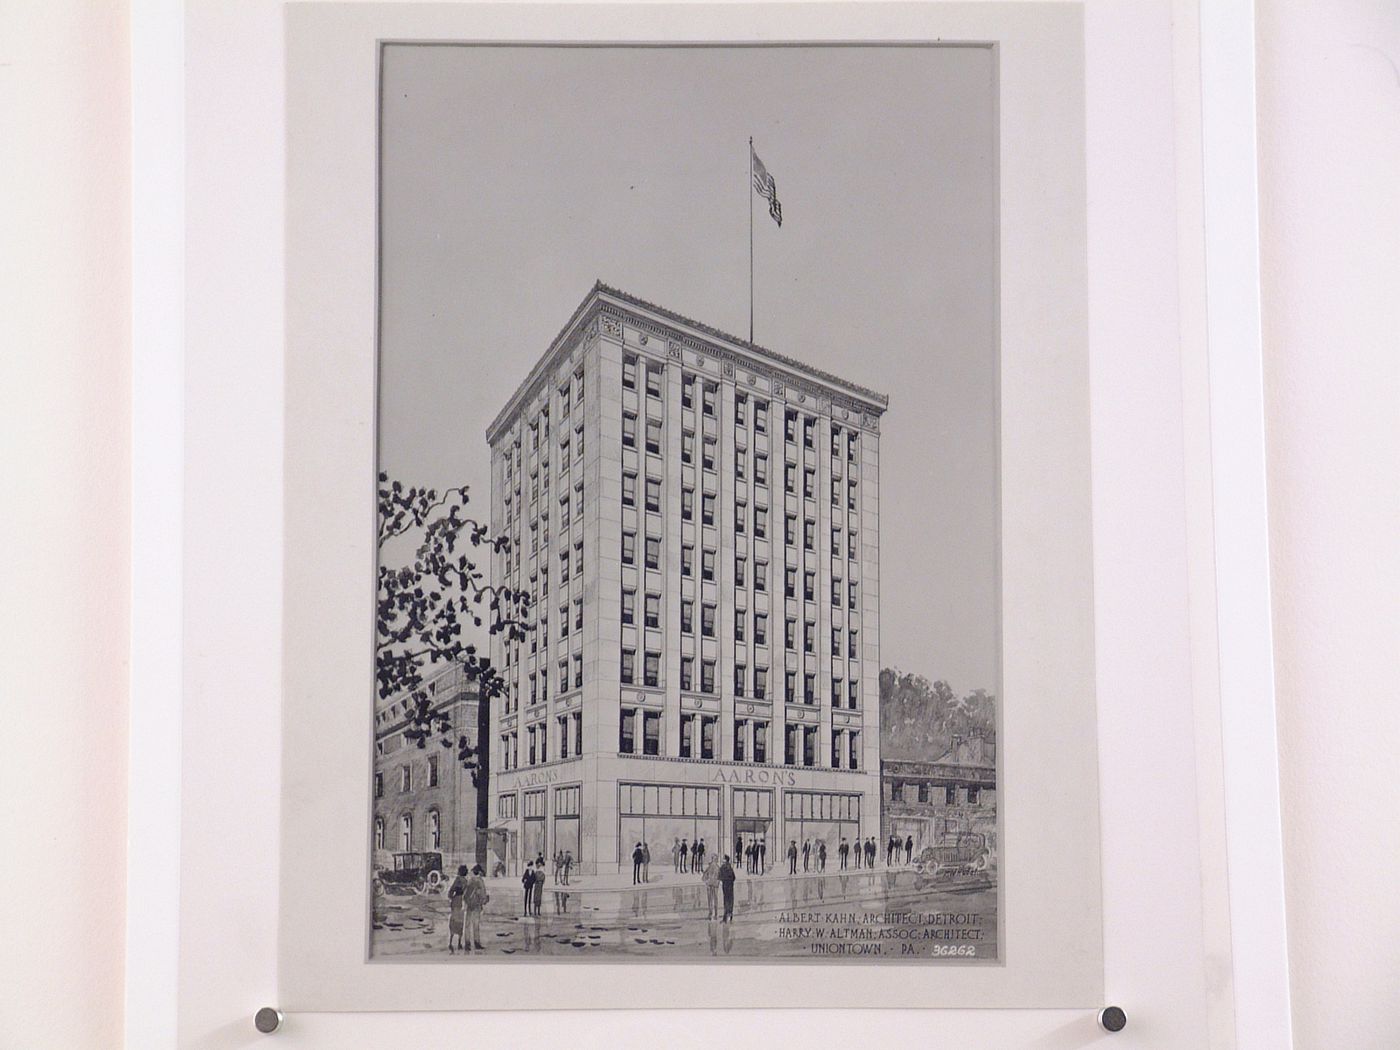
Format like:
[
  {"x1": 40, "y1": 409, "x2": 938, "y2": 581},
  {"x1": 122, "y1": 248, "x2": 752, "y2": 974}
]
[{"x1": 748, "y1": 136, "x2": 754, "y2": 344}]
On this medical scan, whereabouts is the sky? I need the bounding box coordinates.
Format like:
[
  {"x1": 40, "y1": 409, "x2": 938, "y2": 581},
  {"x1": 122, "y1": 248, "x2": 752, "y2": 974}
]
[{"x1": 378, "y1": 43, "x2": 998, "y2": 696}]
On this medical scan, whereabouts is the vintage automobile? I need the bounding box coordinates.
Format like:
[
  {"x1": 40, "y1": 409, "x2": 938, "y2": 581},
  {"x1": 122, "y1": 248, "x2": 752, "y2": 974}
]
[{"x1": 375, "y1": 851, "x2": 444, "y2": 895}]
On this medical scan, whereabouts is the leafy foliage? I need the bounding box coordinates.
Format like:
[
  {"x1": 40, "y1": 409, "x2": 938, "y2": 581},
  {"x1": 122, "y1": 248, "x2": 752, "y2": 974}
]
[
  {"x1": 376, "y1": 473, "x2": 531, "y2": 784},
  {"x1": 879, "y1": 668, "x2": 996, "y2": 763}
]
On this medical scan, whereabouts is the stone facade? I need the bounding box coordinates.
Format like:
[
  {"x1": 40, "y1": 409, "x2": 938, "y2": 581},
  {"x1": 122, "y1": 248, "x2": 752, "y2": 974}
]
[
  {"x1": 486, "y1": 283, "x2": 888, "y2": 874},
  {"x1": 879, "y1": 729, "x2": 998, "y2": 854}
]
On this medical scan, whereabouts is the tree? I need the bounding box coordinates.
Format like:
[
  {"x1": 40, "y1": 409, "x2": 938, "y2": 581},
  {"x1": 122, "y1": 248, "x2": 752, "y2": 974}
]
[
  {"x1": 879, "y1": 668, "x2": 996, "y2": 762},
  {"x1": 376, "y1": 472, "x2": 531, "y2": 787}
]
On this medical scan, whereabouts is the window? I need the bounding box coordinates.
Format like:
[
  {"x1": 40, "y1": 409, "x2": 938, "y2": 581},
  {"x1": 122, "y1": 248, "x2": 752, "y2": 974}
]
[
  {"x1": 831, "y1": 731, "x2": 842, "y2": 769},
  {"x1": 804, "y1": 672, "x2": 816, "y2": 704},
  {"x1": 621, "y1": 589, "x2": 635, "y2": 625},
  {"x1": 785, "y1": 514, "x2": 797, "y2": 546},
  {"x1": 735, "y1": 557, "x2": 746, "y2": 587},
  {"x1": 622, "y1": 530, "x2": 636, "y2": 564},
  {"x1": 644, "y1": 651, "x2": 660, "y2": 687},
  {"x1": 400, "y1": 764, "x2": 412, "y2": 792},
  {"x1": 945, "y1": 786, "x2": 957, "y2": 805},
  {"x1": 643, "y1": 711, "x2": 661, "y2": 755},
  {"x1": 573, "y1": 653, "x2": 583, "y2": 689},
  {"x1": 681, "y1": 545, "x2": 694, "y2": 577},
  {"x1": 969, "y1": 786, "x2": 982, "y2": 805},
  {"x1": 374, "y1": 772, "x2": 383, "y2": 799},
  {"x1": 374, "y1": 817, "x2": 384, "y2": 850},
  {"x1": 804, "y1": 467, "x2": 815, "y2": 498},
  {"x1": 527, "y1": 726, "x2": 537, "y2": 765},
  {"x1": 681, "y1": 599, "x2": 694, "y2": 634},
  {"x1": 848, "y1": 480, "x2": 857, "y2": 510},
  {"x1": 645, "y1": 418, "x2": 662, "y2": 454},
  {"x1": 701, "y1": 549, "x2": 715, "y2": 582},
  {"x1": 785, "y1": 568, "x2": 797, "y2": 598},
  {"x1": 754, "y1": 720, "x2": 768, "y2": 761},
  {"x1": 848, "y1": 432, "x2": 858, "y2": 462},
  {"x1": 682, "y1": 373, "x2": 694, "y2": 408},
  {"x1": 558, "y1": 715, "x2": 571, "y2": 760},
  {"x1": 682, "y1": 430, "x2": 695, "y2": 464},
  {"x1": 804, "y1": 520, "x2": 815, "y2": 550},
  {"x1": 805, "y1": 571, "x2": 816, "y2": 601},
  {"x1": 701, "y1": 715, "x2": 716, "y2": 759},
  {"x1": 734, "y1": 615, "x2": 746, "y2": 642},
  {"x1": 785, "y1": 618, "x2": 797, "y2": 650},
  {"x1": 400, "y1": 813, "x2": 413, "y2": 851},
  {"x1": 785, "y1": 725, "x2": 798, "y2": 765},
  {"x1": 831, "y1": 628, "x2": 841, "y2": 656},
  {"x1": 573, "y1": 711, "x2": 583, "y2": 755},
  {"x1": 622, "y1": 411, "x2": 637, "y2": 447},
  {"x1": 644, "y1": 593, "x2": 660, "y2": 629},
  {"x1": 917, "y1": 782, "x2": 929, "y2": 803},
  {"x1": 682, "y1": 487, "x2": 694, "y2": 520},
  {"x1": 645, "y1": 536, "x2": 660, "y2": 570},
  {"x1": 646, "y1": 365, "x2": 662, "y2": 398},
  {"x1": 784, "y1": 671, "x2": 797, "y2": 703},
  {"x1": 559, "y1": 549, "x2": 570, "y2": 583},
  {"x1": 849, "y1": 629, "x2": 858, "y2": 658},
  {"x1": 833, "y1": 678, "x2": 843, "y2": 705},
  {"x1": 735, "y1": 394, "x2": 747, "y2": 426},
  {"x1": 848, "y1": 730, "x2": 859, "y2": 769},
  {"x1": 849, "y1": 679, "x2": 859, "y2": 709},
  {"x1": 622, "y1": 354, "x2": 637, "y2": 389},
  {"x1": 702, "y1": 436, "x2": 716, "y2": 471},
  {"x1": 701, "y1": 660, "x2": 716, "y2": 694},
  {"x1": 754, "y1": 669, "x2": 768, "y2": 701},
  {"x1": 680, "y1": 713, "x2": 696, "y2": 757},
  {"x1": 754, "y1": 507, "x2": 767, "y2": 539},
  {"x1": 680, "y1": 656, "x2": 694, "y2": 692},
  {"x1": 645, "y1": 477, "x2": 661, "y2": 512},
  {"x1": 736, "y1": 449, "x2": 747, "y2": 479},
  {"x1": 755, "y1": 401, "x2": 768, "y2": 432},
  {"x1": 701, "y1": 604, "x2": 716, "y2": 637},
  {"x1": 735, "y1": 502, "x2": 746, "y2": 533},
  {"x1": 804, "y1": 418, "x2": 815, "y2": 449},
  {"x1": 734, "y1": 719, "x2": 748, "y2": 761},
  {"x1": 558, "y1": 660, "x2": 568, "y2": 692},
  {"x1": 803, "y1": 725, "x2": 817, "y2": 766},
  {"x1": 622, "y1": 472, "x2": 636, "y2": 506},
  {"x1": 832, "y1": 579, "x2": 841, "y2": 606},
  {"x1": 849, "y1": 531, "x2": 858, "y2": 558},
  {"x1": 754, "y1": 561, "x2": 767, "y2": 592},
  {"x1": 754, "y1": 612, "x2": 768, "y2": 646},
  {"x1": 755, "y1": 453, "x2": 768, "y2": 485},
  {"x1": 785, "y1": 410, "x2": 797, "y2": 442},
  {"x1": 849, "y1": 581, "x2": 858, "y2": 609},
  {"x1": 620, "y1": 708, "x2": 637, "y2": 753},
  {"x1": 701, "y1": 493, "x2": 715, "y2": 525},
  {"x1": 621, "y1": 649, "x2": 636, "y2": 684},
  {"x1": 831, "y1": 426, "x2": 842, "y2": 454},
  {"x1": 702, "y1": 381, "x2": 717, "y2": 417},
  {"x1": 735, "y1": 663, "x2": 747, "y2": 697},
  {"x1": 785, "y1": 465, "x2": 796, "y2": 494},
  {"x1": 805, "y1": 622, "x2": 816, "y2": 655}
]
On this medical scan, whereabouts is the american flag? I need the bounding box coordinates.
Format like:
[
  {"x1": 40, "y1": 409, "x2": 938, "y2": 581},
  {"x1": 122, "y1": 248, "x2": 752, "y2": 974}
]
[{"x1": 751, "y1": 145, "x2": 783, "y2": 227}]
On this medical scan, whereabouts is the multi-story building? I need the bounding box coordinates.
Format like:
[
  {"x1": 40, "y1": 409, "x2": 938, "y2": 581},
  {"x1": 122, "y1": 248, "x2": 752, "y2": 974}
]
[
  {"x1": 486, "y1": 283, "x2": 887, "y2": 875},
  {"x1": 880, "y1": 729, "x2": 997, "y2": 854},
  {"x1": 371, "y1": 662, "x2": 483, "y2": 877}
]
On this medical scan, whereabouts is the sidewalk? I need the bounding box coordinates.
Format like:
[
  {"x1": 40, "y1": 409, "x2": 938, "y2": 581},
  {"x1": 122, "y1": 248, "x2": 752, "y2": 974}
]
[{"x1": 493, "y1": 858, "x2": 922, "y2": 894}]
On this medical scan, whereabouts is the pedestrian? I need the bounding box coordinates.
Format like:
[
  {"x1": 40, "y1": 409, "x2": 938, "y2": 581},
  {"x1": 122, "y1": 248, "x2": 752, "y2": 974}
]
[
  {"x1": 464, "y1": 864, "x2": 488, "y2": 951},
  {"x1": 642, "y1": 841, "x2": 651, "y2": 882},
  {"x1": 839, "y1": 838, "x2": 849, "y2": 870},
  {"x1": 521, "y1": 862, "x2": 536, "y2": 918},
  {"x1": 672, "y1": 837, "x2": 682, "y2": 873},
  {"x1": 532, "y1": 857, "x2": 546, "y2": 915},
  {"x1": 631, "y1": 842, "x2": 645, "y2": 885},
  {"x1": 562, "y1": 850, "x2": 573, "y2": 885},
  {"x1": 905, "y1": 835, "x2": 914, "y2": 864},
  {"x1": 787, "y1": 840, "x2": 798, "y2": 875},
  {"x1": 718, "y1": 855, "x2": 737, "y2": 922},
  {"x1": 703, "y1": 855, "x2": 721, "y2": 920},
  {"x1": 698, "y1": 838, "x2": 707, "y2": 870},
  {"x1": 744, "y1": 841, "x2": 755, "y2": 874},
  {"x1": 679, "y1": 837, "x2": 689, "y2": 873},
  {"x1": 735, "y1": 833, "x2": 743, "y2": 865},
  {"x1": 818, "y1": 841, "x2": 827, "y2": 872},
  {"x1": 447, "y1": 864, "x2": 469, "y2": 953},
  {"x1": 757, "y1": 839, "x2": 766, "y2": 874},
  {"x1": 865, "y1": 837, "x2": 876, "y2": 868},
  {"x1": 802, "y1": 839, "x2": 811, "y2": 872},
  {"x1": 553, "y1": 850, "x2": 562, "y2": 881}
]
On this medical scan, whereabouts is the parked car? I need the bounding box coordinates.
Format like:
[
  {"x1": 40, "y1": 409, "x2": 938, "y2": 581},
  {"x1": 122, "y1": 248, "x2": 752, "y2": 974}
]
[{"x1": 377, "y1": 851, "x2": 444, "y2": 894}]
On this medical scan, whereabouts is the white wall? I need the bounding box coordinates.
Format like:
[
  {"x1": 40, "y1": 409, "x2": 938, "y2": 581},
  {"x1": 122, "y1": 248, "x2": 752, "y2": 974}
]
[
  {"x1": 1255, "y1": 3, "x2": 1400, "y2": 1049},
  {"x1": 0, "y1": 2, "x2": 132, "y2": 1048}
]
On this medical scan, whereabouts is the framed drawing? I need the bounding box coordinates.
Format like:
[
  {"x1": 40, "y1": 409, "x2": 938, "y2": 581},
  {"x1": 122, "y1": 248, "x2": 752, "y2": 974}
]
[{"x1": 127, "y1": 0, "x2": 1293, "y2": 1046}]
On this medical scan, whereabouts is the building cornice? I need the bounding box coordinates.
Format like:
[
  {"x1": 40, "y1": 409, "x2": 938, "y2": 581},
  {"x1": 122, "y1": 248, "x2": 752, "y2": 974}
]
[{"x1": 485, "y1": 281, "x2": 891, "y2": 446}]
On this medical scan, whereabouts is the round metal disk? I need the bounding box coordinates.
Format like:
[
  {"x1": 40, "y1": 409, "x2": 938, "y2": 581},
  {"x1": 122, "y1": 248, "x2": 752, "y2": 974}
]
[
  {"x1": 254, "y1": 1007, "x2": 283, "y2": 1034},
  {"x1": 1098, "y1": 1006, "x2": 1127, "y2": 1033}
]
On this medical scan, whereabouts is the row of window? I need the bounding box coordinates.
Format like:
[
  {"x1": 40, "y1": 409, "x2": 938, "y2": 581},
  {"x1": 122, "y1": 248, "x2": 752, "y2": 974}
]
[
  {"x1": 499, "y1": 710, "x2": 585, "y2": 771},
  {"x1": 373, "y1": 810, "x2": 440, "y2": 853},
  {"x1": 372, "y1": 752, "x2": 441, "y2": 799},
  {"x1": 889, "y1": 781, "x2": 986, "y2": 806},
  {"x1": 616, "y1": 708, "x2": 862, "y2": 769}
]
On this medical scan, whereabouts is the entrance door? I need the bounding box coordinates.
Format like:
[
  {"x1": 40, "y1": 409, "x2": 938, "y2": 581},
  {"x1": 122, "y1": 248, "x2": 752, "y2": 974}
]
[{"x1": 734, "y1": 817, "x2": 772, "y2": 870}]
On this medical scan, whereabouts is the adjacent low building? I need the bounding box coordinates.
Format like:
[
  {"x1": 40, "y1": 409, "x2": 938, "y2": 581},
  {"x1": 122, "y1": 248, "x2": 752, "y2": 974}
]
[
  {"x1": 880, "y1": 728, "x2": 997, "y2": 854},
  {"x1": 371, "y1": 662, "x2": 483, "y2": 878},
  {"x1": 485, "y1": 283, "x2": 889, "y2": 874}
]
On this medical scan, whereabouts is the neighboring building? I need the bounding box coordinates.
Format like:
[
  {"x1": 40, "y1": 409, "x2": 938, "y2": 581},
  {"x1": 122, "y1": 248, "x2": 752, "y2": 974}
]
[
  {"x1": 485, "y1": 282, "x2": 889, "y2": 874},
  {"x1": 371, "y1": 662, "x2": 483, "y2": 876},
  {"x1": 880, "y1": 728, "x2": 997, "y2": 853}
]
